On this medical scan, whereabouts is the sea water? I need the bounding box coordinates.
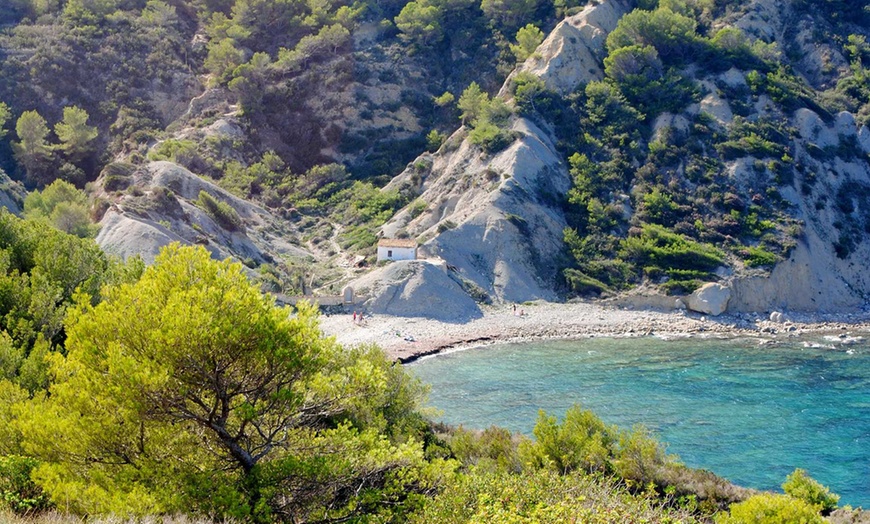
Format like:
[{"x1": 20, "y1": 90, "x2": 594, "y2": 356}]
[{"x1": 408, "y1": 335, "x2": 870, "y2": 507}]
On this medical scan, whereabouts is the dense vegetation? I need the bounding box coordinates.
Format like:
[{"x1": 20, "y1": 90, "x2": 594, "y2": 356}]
[
  {"x1": 0, "y1": 0, "x2": 571, "y2": 274},
  {"x1": 0, "y1": 0, "x2": 866, "y2": 520},
  {"x1": 0, "y1": 0, "x2": 563, "y2": 181},
  {"x1": 471, "y1": 0, "x2": 868, "y2": 296},
  {"x1": 0, "y1": 226, "x2": 847, "y2": 522}
]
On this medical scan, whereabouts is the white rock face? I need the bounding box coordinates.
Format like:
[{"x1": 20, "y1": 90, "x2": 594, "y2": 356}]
[
  {"x1": 0, "y1": 171, "x2": 25, "y2": 214},
  {"x1": 143, "y1": 161, "x2": 265, "y2": 219},
  {"x1": 352, "y1": 260, "x2": 483, "y2": 322},
  {"x1": 378, "y1": 1, "x2": 638, "y2": 307},
  {"x1": 795, "y1": 109, "x2": 838, "y2": 147},
  {"x1": 652, "y1": 113, "x2": 690, "y2": 140},
  {"x1": 835, "y1": 112, "x2": 858, "y2": 138},
  {"x1": 96, "y1": 209, "x2": 187, "y2": 264},
  {"x1": 730, "y1": 237, "x2": 868, "y2": 313},
  {"x1": 96, "y1": 162, "x2": 310, "y2": 265},
  {"x1": 719, "y1": 68, "x2": 747, "y2": 89},
  {"x1": 686, "y1": 283, "x2": 731, "y2": 316},
  {"x1": 733, "y1": 0, "x2": 782, "y2": 43},
  {"x1": 504, "y1": 0, "x2": 632, "y2": 96},
  {"x1": 377, "y1": 0, "x2": 870, "y2": 315},
  {"x1": 728, "y1": 107, "x2": 870, "y2": 313},
  {"x1": 858, "y1": 126, "x2": 870, "y2": 155},
  {"x1": 383, "y1": 118, "x2": 570, "y2": 303},
  {"x1": 699, "y1": 81, "x2": 733, "y2": 126},
  {"x1": 726, "y1": 157, "x2": 761, "y2": 188}
]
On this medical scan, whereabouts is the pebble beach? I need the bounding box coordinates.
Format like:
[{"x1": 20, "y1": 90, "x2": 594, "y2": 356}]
[{"x1": 318, "y1": 301, "x2": 870, "y2": 362}]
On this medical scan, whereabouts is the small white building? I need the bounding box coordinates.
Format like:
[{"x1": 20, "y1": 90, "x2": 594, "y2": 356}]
[{"x1": 377, "y1": 238, "x2": 417, "y2": 262}]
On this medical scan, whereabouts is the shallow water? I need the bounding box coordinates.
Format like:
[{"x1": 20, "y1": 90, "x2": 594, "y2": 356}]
[{"x1": 408, "y1": 335, "x2": 870, "y2": 507}]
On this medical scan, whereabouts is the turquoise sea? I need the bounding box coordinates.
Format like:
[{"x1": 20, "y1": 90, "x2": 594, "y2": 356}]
[{"x1": 408, "y1": 335, "x2": 870, "y2": 507}]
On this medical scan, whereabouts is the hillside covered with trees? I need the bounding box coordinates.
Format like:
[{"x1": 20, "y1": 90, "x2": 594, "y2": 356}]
[{"x1": 0, "y1": 0, "x2": 868, "y2": 308}]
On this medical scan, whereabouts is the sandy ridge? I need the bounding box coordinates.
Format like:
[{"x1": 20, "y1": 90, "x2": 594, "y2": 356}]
[{"x1": 318, "y1": 301, "x2": 870, "y2": 362}]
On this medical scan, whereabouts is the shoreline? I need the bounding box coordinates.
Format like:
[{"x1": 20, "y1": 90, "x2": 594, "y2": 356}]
[{"x1": 318, "y1": 301, "x2": 870, "y2": 363}]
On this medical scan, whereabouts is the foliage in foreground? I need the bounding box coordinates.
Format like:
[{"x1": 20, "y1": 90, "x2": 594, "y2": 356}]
[
  {"x1": 13, "y1": 244, "x2": 453, "y2": 522},
  {"x1": 782, "y1": 468, "x2": 840, "y2": 514},
  {"x1": 0, "y1": 209, "x2": 142, "y2": 400},
  {"x1": 0, "y1": 242, "x2": 845, "y2": 523},
  {"x1": 412, "y1": 467, "x2": 702, "y2": 524},
  {"x1": 714, "y1": 493, "x2": 825, "y2": 524}
]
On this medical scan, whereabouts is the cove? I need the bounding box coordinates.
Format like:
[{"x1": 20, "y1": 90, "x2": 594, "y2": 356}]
[{"x1": 408, "y1": 335, "x2": 870, "y2": 507}]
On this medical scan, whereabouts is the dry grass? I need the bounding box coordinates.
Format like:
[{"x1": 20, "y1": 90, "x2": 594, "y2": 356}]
[{"x1": 0, "y1": 511, "x2": 235, "y2": 524}]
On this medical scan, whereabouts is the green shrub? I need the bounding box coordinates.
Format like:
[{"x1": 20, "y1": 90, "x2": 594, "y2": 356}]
[
  {"x1": 605, "y1": 7, "x2": 702, "y2": 66},
  {"x1": 743, "y1": 246, "x2": 778, "y2": 267},
  {"x1": 564, "y1": 268, "x2": 611, "y2": 295},
  {"x1": 518, "y1": 404, "x2": 675, "y2": 489},
  {"x1": 0, "y1": 455, "x2": 51, "y2": 514},
  {"x1": 665, "y1": 268, "x2": 712, "y2": 280},
  {"x1": 102, "y1": 174, "x2": 131, "y2": 192},
  {"x1": 437, "y1": 220, "x2": 457, "y2": 233},
  {"x1": 426, "y1": 129, "x2": 446, "y2": 151},
  {"x1": 338, "y1": 224, "x2": 377, "y2": 251},
  {"x1": 454, "y1": 276, "x2": 492, "y2": 304},
  {"x1": 619, "y1": 224, "x2": 725, "y2": 272},
  {"x1": 504, "y1": 213, "x2": 529, "y2": 234},
  {"x1": 781, "y1": 469, "x2": 839, "y2": 513},
  {"x1": 468, "y1": 121, "x2": 518, "y2": 153},
  {"x1": 716, "y1": 134, "x2": 785, "y2": 160},
  {"x1": 716, "y1": 117, "x2": 791, "y2": 160},
  {"x1": 640, "y1": 187, "x2": 681, "y2": 226},
  {"x1": 196, "y1": 190, "x2": 243, "y2": 232},
  {"x1": 411, "y1": 467, "x2": 702, "y2": 524},
  {"x1": 520, "y1": 405, "x2": 617, "y2": 474},
  {"x1": 448, "y1": 426, "x2": 522, "y2": 473},
  {"x1": 23, "y1": 180, "x2": 97, "y2": 238},
  {"x1": 714, "y1": 493, "x2": 824, "y2": 524},
  {"x1": 147, "y1": 139, "x2": 199, "y2": 163},
  {"x1": 100, "y1": 162, "x2": 136, "y2": 178},
  {"x1": 408, "y1": 199, "x2": 428, "y2": 219},
  {"x1": 661, "y1": 279, "x2": 702, "y2": 295}
]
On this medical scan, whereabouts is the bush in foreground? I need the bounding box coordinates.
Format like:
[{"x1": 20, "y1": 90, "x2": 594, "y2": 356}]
[
  {"x1": 782, "y1": 468, "x2": 839, "y2": 513},
  {"x1": 15, "y1": 244, "x2": 453, "y2": 522},
  {"x1": 714, "y1": 493, "x2": 825, "y2": 524}
]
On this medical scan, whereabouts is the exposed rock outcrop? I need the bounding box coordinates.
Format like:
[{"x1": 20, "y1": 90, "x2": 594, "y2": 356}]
[
  {"x1": 352, "y1": 260, "x2": 483, "y2": 322},
  {"x1": 728, "y1": 108, "x2": 870, "y2": 313},
  {"x1": 0, "y1": 170, "x2": 26, "y2": 215},
  {"x1": 97, "y1": 209, "x2": 187, "y2": 263},
  {"x1": 687, "y1": 283, "x2": 731, "y2": 316},
  {"x1": 381, "y1": 0, "x2": 634, "y2": 304},
  {"x1": 503, "y1": 0, "x2": 632, "y2": 96},
  {"x1": 382, "y1": 117, "x2": 570, "y2": 303},
  {"x1": 384, "y1": 0, "x2": 870, "y2": 315},
  {"x1": 96, "y1": 161, "x2": 310, "y2": 265}
]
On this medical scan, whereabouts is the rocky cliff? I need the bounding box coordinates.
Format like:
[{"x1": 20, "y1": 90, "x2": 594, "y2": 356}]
[
  {"x1": 375, "y1": 0, "x2": 632, "y2": 305},
  {"x1": 95, "y1": 161, "x2": 310, "y2": 266},
  {"x1": 9, "y1": 0, "x2": 866, "y2": 318},
  {"x1": 366, "y1": 0, "x2": 870, "y2": 315}
]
